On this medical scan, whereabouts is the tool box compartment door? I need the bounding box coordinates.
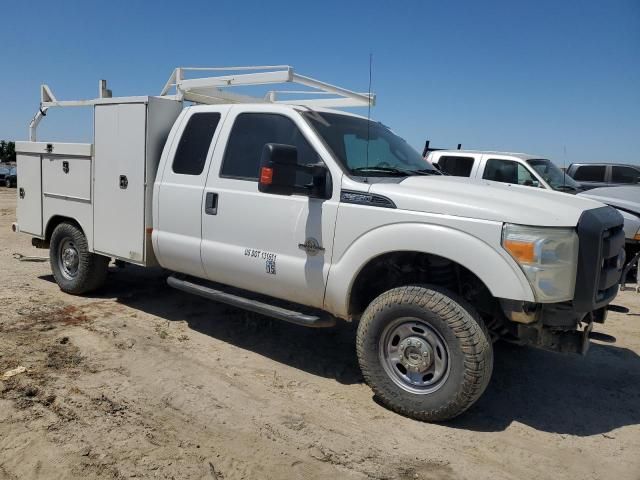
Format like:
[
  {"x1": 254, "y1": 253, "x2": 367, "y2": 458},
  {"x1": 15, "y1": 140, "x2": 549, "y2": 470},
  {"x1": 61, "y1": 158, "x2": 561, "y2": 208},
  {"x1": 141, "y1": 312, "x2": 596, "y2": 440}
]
[
  {"x1": 16, "y1": 153, "x2": 43, "y2": 236},
  {"x1": 42, "y1": 155, "x2": 92, "y2": 201},
  {"x1": 93, "y1": 103, "x2": 147, "y2": 263}
]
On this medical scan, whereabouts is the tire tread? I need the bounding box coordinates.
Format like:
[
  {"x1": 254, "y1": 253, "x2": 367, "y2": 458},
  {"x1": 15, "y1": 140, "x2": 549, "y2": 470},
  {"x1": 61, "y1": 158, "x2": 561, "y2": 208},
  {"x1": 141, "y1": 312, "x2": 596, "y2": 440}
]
[
  {"x1": 356, "y1": 285, "x2": 493, "y2": 422},
  {"x1": 50, "y1": 222, "x2": 109, "y2": 295}
]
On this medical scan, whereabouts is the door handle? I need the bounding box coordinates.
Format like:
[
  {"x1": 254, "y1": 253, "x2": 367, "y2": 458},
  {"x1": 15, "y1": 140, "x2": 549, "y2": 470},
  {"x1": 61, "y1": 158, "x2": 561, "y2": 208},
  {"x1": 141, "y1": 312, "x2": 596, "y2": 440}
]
[{"x1": 205, "y1": 192, "x2": 218, "y2": 215}]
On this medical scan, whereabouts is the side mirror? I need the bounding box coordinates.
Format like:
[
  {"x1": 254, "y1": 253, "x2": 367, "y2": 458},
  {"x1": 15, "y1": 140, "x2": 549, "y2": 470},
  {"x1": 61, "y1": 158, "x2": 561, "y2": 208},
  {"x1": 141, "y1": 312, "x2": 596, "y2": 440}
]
[
  {"x1": 258, "y1": 143, "x2": 331, "y2": 198},
  {"x1": 258, "y1": 143, "x2": 298, "y2": 196}
]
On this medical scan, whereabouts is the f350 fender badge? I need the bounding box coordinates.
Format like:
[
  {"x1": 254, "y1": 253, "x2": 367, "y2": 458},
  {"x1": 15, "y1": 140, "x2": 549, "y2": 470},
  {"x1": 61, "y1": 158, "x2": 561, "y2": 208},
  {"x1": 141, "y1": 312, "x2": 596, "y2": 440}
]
[{"x1": 298, "y1": 238, "x2": 325, "y2": 256}]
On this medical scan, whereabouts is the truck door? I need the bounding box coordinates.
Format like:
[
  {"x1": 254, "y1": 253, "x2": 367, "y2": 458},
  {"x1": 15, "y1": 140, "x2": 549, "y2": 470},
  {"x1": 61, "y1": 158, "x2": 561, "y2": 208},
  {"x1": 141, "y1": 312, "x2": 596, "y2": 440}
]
[
  {"x1": 155, "y1": 107, "x2": 228, "y2": 277},
  {"x1": 480, "y1": 156, "x2": 541, "y2": 187},
  {"x1": 200, "y1": 108, "x2": 339, "y2": 309}
]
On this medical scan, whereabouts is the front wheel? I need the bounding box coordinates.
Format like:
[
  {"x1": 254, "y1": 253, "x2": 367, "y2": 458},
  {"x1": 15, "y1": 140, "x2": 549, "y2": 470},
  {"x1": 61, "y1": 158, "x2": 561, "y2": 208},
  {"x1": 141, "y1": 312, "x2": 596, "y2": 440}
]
[
  {"x1": 356, "y1": 285, "x2": 493, "y2": 421},
  {"x1": 50, "y1": 222, "x2": 110, "y2": 294},
  {"x1": 5, "y1": 178, "x2": 10, "y2": 188}
]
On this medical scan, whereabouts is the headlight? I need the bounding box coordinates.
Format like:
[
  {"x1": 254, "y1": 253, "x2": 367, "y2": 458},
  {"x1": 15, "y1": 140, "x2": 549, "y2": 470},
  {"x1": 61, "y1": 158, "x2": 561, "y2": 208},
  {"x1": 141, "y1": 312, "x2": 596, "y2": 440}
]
[{"x1": 502, "y1": 224, "x2": 579, "y2": 302}]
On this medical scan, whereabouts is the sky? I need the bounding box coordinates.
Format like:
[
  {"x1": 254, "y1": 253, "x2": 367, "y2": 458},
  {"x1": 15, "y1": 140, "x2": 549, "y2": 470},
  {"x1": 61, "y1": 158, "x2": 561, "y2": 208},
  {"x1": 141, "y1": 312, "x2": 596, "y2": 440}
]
[{"x1": 0, "y1": 0, "x2": 638, "y2": 165}]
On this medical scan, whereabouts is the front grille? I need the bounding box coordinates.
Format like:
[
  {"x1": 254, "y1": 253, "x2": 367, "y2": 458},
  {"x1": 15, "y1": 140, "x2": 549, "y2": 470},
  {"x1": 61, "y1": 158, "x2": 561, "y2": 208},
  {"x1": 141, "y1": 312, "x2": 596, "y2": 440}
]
[
  {"x1": 597, "y1": 225, "x2": 625, "y2": 300},
  {"x1": 574, "y1": 207, "x2": 625, "y2": 312}
]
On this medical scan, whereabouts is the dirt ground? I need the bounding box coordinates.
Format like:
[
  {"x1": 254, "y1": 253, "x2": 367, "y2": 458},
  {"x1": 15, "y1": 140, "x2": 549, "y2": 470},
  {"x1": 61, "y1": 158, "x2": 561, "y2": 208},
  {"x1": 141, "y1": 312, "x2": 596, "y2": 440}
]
[{"x1": 0, "y1": 187, "x2": 639, "y2": 480}]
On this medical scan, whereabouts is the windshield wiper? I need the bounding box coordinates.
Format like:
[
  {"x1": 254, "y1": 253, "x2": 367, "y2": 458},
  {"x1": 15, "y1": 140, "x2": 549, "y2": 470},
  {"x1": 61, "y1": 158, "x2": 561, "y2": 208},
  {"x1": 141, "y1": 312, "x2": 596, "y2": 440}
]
[
  {"x1": 407, "y1": 168, "x2": 440, "y2": 176},
  {"x1": 351, "y1": 166, "x2": 438, "y2": 177},
  {"x1": 351, "y1": 167, "x2": 411, "y2": 177},
  {"x1": 554, "y1": 185, "x2": 579, "y2": 192}
]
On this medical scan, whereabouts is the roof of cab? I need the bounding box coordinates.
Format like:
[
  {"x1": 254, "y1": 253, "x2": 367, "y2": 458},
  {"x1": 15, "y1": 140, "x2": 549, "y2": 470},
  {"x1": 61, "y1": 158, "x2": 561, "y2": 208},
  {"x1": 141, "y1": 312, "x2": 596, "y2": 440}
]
[
  {"x1": 185, "y1": 103, "x2": 368, "y2": 120},
  {"x1": 431, "y1": 150, "x2": 545, "y2": 160}
]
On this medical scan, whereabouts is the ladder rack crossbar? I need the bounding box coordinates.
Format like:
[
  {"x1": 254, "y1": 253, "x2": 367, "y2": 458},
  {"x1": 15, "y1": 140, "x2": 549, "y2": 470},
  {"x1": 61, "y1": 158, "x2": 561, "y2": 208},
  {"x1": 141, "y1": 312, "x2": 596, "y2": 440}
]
[
  {"x1": 29, "y1": 65, "x2": 375, "y2": 140},
  {"x1": 161, "y1": 65, "x2": 375, "y2": 107}
]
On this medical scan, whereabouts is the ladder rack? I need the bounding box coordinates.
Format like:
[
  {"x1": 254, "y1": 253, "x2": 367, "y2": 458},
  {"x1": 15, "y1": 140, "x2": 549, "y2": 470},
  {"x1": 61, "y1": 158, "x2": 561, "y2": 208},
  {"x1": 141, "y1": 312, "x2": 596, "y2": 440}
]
[
  {"x1": 29, "y1": 65, "x2": 375, "y2": 141},
  {"x1": 159, "y1": 65, "x2": 374, "y2": 108}
]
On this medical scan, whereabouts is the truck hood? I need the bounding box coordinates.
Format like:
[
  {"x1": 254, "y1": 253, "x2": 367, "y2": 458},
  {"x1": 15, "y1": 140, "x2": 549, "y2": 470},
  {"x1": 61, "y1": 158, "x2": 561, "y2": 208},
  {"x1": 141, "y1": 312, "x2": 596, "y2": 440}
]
[
  {"x1": 578, "y1": 186, "x2": 640, "y2": 215},
  {"x1": 369, "y1": 176, "x2": 605, "y2": 227}
]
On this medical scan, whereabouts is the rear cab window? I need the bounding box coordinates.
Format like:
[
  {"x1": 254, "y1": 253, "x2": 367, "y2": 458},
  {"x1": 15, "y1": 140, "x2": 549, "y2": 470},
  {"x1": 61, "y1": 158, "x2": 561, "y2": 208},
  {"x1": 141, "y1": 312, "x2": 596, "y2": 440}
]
[
  {"x1": 572, "y1": 165, "x2": 606, "y2": 182},
  {"x1": 172, "y1": 112, "x2": 221, "y2": 175},
  {"x1": 437, "y1": 156, "x2": 475, "y2": 177}
]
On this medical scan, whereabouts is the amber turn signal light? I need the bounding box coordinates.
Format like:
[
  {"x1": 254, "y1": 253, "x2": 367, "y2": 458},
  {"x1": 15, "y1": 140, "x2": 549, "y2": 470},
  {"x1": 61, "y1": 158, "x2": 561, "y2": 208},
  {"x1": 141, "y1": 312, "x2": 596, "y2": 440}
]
[
  {"x1": 503, "y1": 239, "x2": 536, "y2": 263},
  {"x1": 260, "y1": 167, "x2": 273, "y2": 185}
]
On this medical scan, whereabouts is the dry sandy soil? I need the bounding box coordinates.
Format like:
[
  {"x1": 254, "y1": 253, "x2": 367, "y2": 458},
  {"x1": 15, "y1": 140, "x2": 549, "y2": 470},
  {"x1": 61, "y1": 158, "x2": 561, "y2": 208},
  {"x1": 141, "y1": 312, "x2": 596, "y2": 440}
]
[{"x1": 0, "y1": 187, "x2": 639, "y2": 480}]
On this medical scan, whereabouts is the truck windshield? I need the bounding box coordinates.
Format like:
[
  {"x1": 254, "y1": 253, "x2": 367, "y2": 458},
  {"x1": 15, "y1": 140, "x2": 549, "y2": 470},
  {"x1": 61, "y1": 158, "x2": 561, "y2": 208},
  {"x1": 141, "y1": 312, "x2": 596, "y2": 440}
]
[
  {"x1": 301, "y1": 111, "x2": 439, "y2": 177},
  {"x1": 527, "y1": 159, "x2": 580, "y2": 191}
]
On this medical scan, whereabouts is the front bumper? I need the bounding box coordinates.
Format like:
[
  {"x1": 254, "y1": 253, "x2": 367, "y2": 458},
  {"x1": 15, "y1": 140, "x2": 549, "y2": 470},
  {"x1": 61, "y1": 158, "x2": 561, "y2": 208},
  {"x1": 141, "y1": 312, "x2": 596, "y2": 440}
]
[
  {"x1": 520, "y1": 304, "x2": 609, "y2": 354},
  {"x1": 501, "y1": 300, "x2": 610, "y2": 354},
  {"x1": 500, "y1": 206, "x2": 625, "y2": 355}
]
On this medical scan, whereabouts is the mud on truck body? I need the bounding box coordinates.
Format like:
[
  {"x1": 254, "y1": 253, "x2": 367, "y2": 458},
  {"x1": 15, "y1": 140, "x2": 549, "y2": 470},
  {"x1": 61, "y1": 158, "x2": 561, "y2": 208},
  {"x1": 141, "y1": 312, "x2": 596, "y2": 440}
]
[{"x1": 13, "y1": 66, "x2": 626, "y2": 421}]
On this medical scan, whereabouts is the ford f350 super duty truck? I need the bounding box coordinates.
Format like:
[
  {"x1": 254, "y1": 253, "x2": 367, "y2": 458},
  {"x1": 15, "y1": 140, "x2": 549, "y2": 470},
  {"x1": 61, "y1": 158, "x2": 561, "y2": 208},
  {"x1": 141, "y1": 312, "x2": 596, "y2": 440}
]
[{"x1": 13, "y1": 66, "x2": 626, "y2": 421}]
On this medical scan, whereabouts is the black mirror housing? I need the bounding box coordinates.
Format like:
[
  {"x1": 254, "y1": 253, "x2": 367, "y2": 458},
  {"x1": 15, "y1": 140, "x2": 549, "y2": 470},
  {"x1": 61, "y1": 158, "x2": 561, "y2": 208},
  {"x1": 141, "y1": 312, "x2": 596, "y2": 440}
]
[
  {"x1": 258, "y1": 143, "x2": 298, "y2": 195},
  {"x1": 258, "y1": 143, "x2": 331, "y2": 198}
]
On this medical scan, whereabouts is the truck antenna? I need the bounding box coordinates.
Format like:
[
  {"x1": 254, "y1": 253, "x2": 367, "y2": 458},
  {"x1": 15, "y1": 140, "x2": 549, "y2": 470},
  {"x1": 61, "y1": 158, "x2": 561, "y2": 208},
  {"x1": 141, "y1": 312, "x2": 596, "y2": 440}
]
[
  {"x1": 423, "y1": 140, "x2": 431, "y2": 157},
  {"x1": 365, "y1": 53, "x2": 373, "y2": 176},
  {"x1": 563, "y1": 145, "x2": 568, "y2": 186}
]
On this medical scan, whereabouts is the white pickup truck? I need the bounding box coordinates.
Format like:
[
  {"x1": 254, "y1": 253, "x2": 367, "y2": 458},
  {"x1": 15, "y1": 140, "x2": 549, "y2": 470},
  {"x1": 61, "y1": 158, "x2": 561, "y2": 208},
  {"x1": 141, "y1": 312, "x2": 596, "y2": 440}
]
[
  {"x1": 14, "y1": 66, "x2": 626, "y2": 421},
  {"x1": 428, "y1": 148, "x2": 581, "y2": 193},
  {"x1": 427, "y1": 148, "x2": 640, "y2": 277}
]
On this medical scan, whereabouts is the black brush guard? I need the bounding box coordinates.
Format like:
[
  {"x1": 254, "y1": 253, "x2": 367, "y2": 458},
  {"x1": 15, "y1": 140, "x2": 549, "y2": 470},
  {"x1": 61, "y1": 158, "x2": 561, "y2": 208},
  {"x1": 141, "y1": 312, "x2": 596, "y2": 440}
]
[{"x1": 517, "y1": 206, "x2": 625, "y2": 354}]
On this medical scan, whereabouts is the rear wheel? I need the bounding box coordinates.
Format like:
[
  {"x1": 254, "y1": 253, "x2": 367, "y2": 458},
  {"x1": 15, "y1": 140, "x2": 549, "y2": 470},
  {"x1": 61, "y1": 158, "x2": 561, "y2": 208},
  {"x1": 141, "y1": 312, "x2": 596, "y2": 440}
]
[
  {"x1": 5, "y1": 178, "x2": 10, "y2": 188},
  {"x1": 50, "y1": 222, "x2": 110, "y2": 294},
  {"x1": 356, "y1": 285, "x2": 493, "y2": 421}
]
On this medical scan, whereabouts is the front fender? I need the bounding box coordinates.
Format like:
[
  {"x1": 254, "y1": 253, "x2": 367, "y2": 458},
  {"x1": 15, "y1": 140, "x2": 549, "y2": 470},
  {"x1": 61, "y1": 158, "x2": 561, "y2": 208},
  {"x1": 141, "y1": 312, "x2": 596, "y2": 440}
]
[{"x1": 324, "y1": 222, "x2": 534, "y2": 318}]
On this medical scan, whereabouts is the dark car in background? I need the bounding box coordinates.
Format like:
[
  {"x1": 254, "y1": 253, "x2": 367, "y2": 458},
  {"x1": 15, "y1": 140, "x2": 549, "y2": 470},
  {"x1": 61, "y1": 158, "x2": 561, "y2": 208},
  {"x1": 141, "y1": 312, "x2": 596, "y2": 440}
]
[
  {"x1": 5, "y1": 167, "x2": 16, "y2": 187},
  {"x1": 566, "y1": 163, "x2": 640, "y2": 190},
  {"x1": 0, "y1": 166, "x2": 11, "y2": 182}
]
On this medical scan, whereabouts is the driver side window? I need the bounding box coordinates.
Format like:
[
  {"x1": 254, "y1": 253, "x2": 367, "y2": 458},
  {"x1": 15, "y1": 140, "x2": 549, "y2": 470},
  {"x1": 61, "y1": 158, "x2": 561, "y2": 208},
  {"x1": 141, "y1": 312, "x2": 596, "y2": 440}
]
[
  {"x1": 611, "y1": 166, "x2": 640, "y2": 184},
  {"x1": 483, "y1": 159, "x2": 539, "y2": 187},
  {"x1": 220, "y1": 113, "x2": 320, "y2": 184}
]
